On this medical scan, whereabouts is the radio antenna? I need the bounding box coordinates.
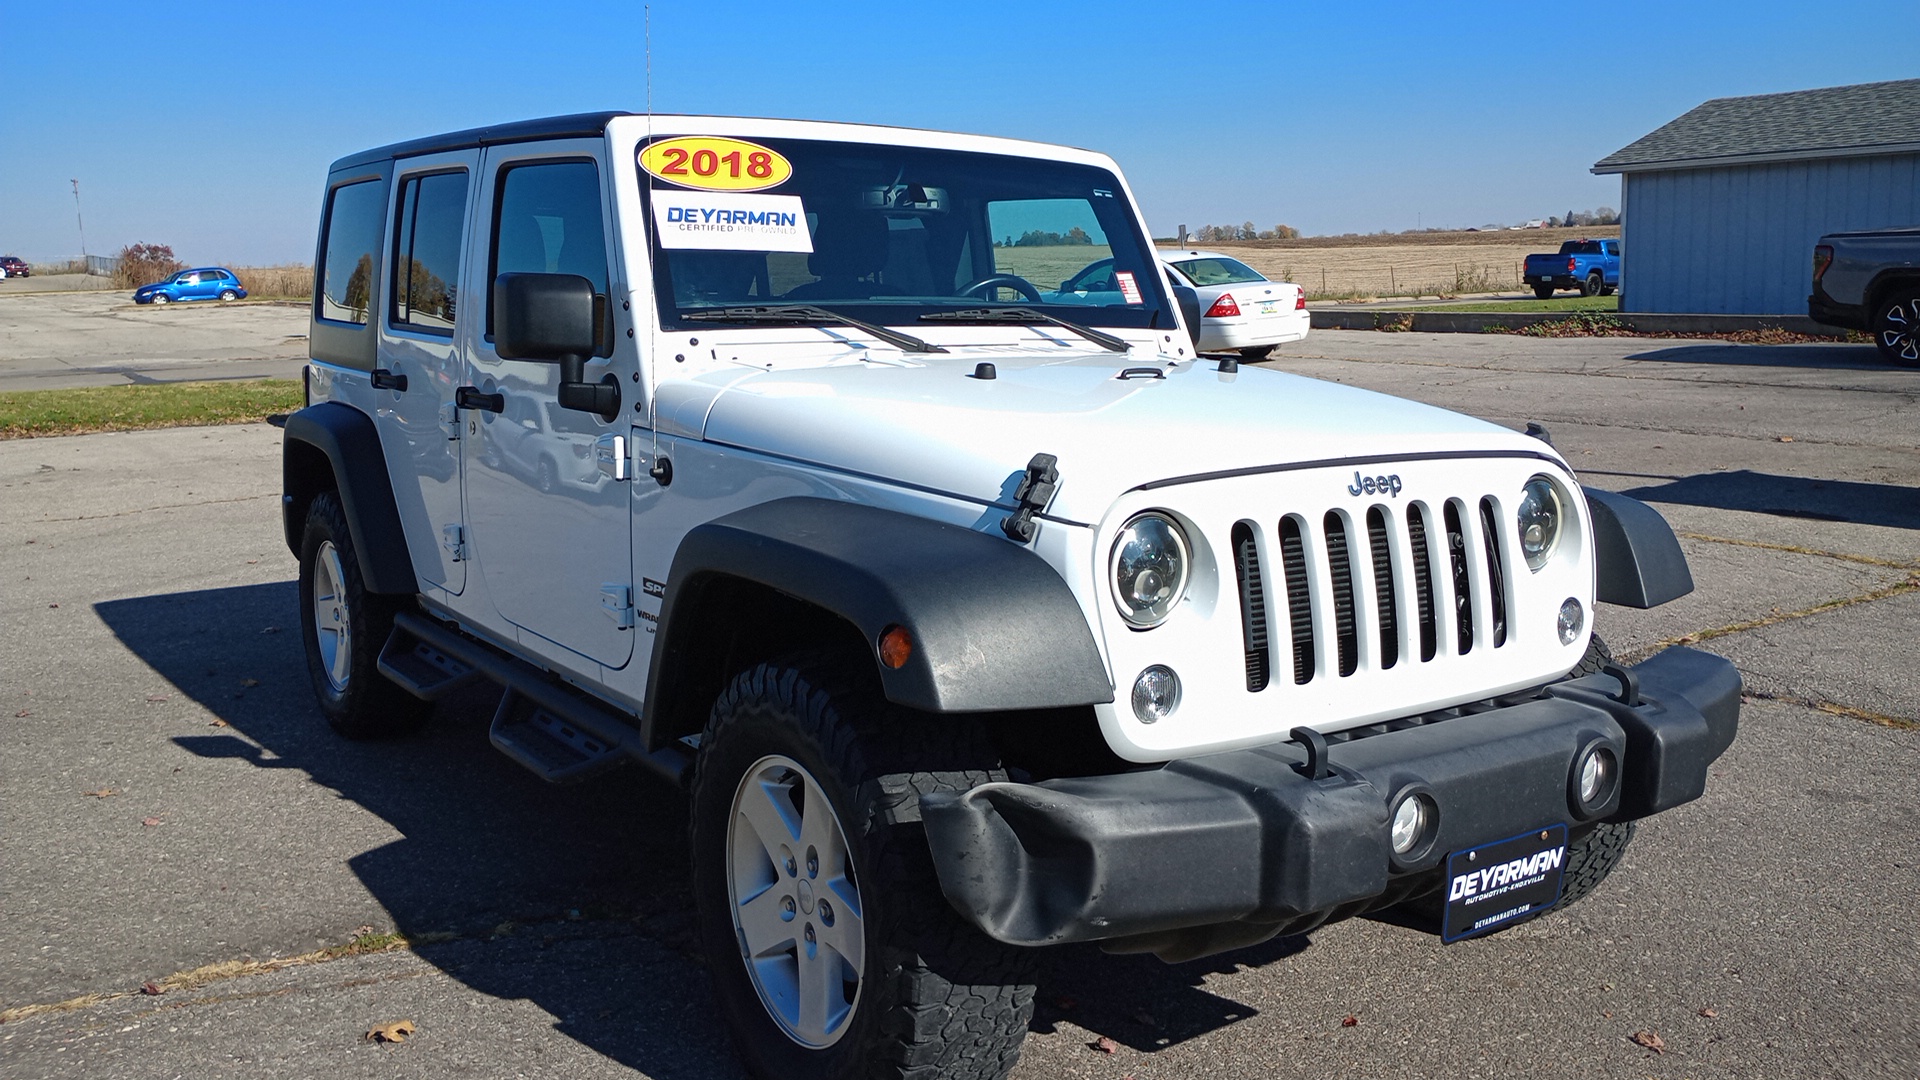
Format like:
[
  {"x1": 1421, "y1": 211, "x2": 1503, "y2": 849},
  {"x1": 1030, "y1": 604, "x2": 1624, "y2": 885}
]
[{"x1": 643, "y1": 4, "x2": 661, "y2": 468}]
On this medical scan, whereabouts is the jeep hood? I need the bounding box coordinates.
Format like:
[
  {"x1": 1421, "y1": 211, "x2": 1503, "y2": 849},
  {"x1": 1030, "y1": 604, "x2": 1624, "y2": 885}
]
[{"x1": 672, "y1": 352, "x2": 1555, "y2": 525}]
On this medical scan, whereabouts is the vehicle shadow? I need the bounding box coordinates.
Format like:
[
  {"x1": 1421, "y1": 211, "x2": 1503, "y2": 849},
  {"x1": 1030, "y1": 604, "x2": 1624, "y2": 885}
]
[
  {"x1": 1624, "y1": 341, "x2": 1894, "y2": 371},
  {"x1": 95, "y1": 582, "x2": 1278, "y2": 1070},
  {"x1": 1612, "y1": 469, "x2": 1920, "y2": 530}
]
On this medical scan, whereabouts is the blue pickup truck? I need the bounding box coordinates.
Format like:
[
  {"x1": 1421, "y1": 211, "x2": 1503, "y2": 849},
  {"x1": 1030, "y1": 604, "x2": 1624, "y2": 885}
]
[{"x1": 1523, "y1": 238, "x2": 1620, "y2": 299}]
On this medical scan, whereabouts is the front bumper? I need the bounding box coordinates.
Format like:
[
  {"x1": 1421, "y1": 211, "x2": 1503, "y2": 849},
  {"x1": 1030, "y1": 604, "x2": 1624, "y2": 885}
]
[{"x1": 920, "y1": 646, "x2": 1739, "y2": 956}]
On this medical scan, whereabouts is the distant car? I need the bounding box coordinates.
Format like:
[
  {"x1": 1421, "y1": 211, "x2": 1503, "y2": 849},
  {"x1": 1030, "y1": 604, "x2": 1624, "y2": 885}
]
[
  {"x1": 1158, "y1": 250, "x2": 1308, "y2": 358},
  {"x1": 0, "y1": 255, "x2": 28, "y2": 279},
  {"x1": 133, "y1": 267, "x2": 247, "y2": 305}
]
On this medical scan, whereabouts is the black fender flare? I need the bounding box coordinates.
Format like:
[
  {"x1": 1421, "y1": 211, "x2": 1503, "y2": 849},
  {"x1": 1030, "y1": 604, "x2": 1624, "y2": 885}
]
[
  {"x1": 281, "y1": 402, "x2": 418, "y2": 596},
  {"x1": 1582, "y1": 487, "x2": 1693, "y2": 609},
  {"x1": 644, "y1": 497, "x2": 1113, "y2": 731}
]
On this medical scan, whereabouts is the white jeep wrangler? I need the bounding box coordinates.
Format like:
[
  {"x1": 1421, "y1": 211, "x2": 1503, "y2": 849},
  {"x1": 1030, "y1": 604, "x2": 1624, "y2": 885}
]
[{"x1": 283, "y1": 112, "x2": 1740, "y2": 1080}]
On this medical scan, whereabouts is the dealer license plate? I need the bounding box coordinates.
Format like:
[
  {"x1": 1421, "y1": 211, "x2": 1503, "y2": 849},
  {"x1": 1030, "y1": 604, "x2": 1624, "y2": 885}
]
[{"x1": 1441, "y1": 824, "x2": 1567, "y2": 942}]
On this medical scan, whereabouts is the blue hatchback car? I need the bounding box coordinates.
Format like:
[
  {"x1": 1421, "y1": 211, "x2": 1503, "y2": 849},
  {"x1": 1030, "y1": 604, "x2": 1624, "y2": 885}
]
[{"x1": 133, "y1": 267, "x2": 248, "y2": 305}]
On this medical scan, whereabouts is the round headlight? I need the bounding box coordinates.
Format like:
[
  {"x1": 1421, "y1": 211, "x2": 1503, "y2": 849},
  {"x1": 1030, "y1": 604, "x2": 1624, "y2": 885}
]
[
  {"x1": 1516, "y1": 476, "x2": 1563, "y2": 571},
  {"x1": 1111, "y1": 512, "x2": 1190, "y2": 628}
]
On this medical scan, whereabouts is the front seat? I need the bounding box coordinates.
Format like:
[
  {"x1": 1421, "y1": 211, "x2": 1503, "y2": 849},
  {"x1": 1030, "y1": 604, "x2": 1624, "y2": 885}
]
[{"x1": 784, "y1": 213, "x2": 896, "y2": 300}]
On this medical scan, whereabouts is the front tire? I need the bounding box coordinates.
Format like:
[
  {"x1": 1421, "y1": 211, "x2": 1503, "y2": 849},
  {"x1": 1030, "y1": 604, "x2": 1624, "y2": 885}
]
[
  {"x1": 151, "y1": 294, "x2": 170, "y2": 306},
  {"x1": 1872, "y1": 288, "x2": 1920, "y2": 367},
  {"x1": 690, "y1": 657, "x2": 1035, "y2": 1080},
  {"x1": 297, "y1": 491, "x2": 429, "y2": 738}
]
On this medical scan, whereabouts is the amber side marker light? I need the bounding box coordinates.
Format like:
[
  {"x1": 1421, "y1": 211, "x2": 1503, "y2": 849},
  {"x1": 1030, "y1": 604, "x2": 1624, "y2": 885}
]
[{"x1": 879, "y1": 626, "x2": 914, "y2": 669}]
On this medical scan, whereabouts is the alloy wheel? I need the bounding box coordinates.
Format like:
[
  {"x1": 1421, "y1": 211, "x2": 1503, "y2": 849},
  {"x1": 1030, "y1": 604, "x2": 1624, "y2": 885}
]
[
  {"x1": 311, "y1": 540, "x2": 352, "y2": 693},
  {"x1": 725, "y1": 754, "x2": 866, "y2": 1049}
]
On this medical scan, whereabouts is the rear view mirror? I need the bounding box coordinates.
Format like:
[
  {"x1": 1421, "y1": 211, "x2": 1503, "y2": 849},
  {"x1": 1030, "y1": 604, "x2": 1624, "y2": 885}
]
[
  {"x1": 1169, "y1": 283, "x2": 1203, "y2": 348},
  {"x1": 493, "y1": 273, "x2": 620, "y2": 421}
]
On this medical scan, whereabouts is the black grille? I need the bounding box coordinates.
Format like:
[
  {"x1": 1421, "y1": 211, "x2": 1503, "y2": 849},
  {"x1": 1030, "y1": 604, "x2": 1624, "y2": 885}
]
[
  {"x1": 1479, "y1": 498, "x2": 1508, "y2": 648},
  {"x1": 1444, "y1": 500, "x2": 1473, "y2": 655},
  {"x1": 1324, "y1": 512, "x2": 1358, "y2": 678},
  {"x1": 1279, "y1": 516, "x2": 1314, "y2": 684},
  {"x1": 1406, "y1": 503, "x2": 1437, "y2": 662},
  {"x1": 1366, "y1": 507, "x2": 1398, "y2": 670},
  {"x1": 1232, "y1": 522, "x2": 1270, "y2": 692}
]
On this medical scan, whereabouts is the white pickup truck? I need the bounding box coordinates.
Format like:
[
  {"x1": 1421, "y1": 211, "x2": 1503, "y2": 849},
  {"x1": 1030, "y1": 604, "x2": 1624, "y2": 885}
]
[{"x1": 283, "y1": 112, "x2": 1740, "y2": 1080}]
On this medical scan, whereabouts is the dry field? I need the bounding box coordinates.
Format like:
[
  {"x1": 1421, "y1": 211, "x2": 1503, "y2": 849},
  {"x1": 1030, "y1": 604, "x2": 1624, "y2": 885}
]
[{"x1": 1163, "y1": 226, "x2": 1621, "y2": 300}]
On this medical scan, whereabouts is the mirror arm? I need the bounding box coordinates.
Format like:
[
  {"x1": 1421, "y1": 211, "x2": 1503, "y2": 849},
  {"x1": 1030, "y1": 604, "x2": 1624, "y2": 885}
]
[{"x1": 554, "y1": 353, "x2": 621, "y2": 423}]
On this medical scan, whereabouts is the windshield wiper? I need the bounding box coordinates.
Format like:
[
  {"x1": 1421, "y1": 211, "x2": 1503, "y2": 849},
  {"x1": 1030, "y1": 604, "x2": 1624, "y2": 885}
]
[
  {"x1": 918, "y1": 307, "x2": 1130, "y2": 353},
  {"x1": 681, "y1": 304, "x2": 946, "y2": 354}
]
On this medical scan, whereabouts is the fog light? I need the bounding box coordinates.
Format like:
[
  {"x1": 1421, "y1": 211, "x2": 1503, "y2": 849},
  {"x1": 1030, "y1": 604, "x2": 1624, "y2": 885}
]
[
  {"x1": 1390, "y1": 793, "x2": 1433, "y2": 855},
  {"x1": 1131, "y1": 665, "x2": 1181, "y2": 723},
  {"x1": 1578, "y1": 746, "x2": 1616, "y2": 806},
  {"x1": 1558, "y1": 597, "x2": 1584, "y2": 645}
]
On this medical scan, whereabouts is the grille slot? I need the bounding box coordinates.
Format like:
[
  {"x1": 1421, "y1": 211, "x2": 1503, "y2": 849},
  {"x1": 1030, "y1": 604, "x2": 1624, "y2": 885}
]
[
  {"x1": 1444, "y1": 499, "x2": 1474, "y2": 655},
  {"x1": 1407, "y1": 503, "x2": 1437, "y2": 662},
  {"x1": 1479, "y1": 497, "x2": 1509, "y2": 648},
  {"x1": 1279, "y1": 515, "x2": 1314, "y2": 684},
  {"x1": 1366, "y1": 507, "x2": 1398, "y2": 670},
  {"x1": 1324, "y1": 512, "x2": 1358, "y2": 678},
  {"x1": 1232, "y1": 522, "x2": 1270, "y2": 692}
]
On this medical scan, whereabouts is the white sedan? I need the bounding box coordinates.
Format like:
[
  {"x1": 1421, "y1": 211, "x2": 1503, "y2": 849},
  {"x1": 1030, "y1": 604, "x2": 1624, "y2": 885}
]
[{"x1": 1159, "y1": 250, "x2": 1308, "y2": 358}]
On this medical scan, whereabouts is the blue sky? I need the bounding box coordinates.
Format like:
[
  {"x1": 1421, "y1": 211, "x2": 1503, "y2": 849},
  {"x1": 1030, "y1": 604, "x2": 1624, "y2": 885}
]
[{"x1": 1, "y1": 1, "x2": 1909, "y2": 265}]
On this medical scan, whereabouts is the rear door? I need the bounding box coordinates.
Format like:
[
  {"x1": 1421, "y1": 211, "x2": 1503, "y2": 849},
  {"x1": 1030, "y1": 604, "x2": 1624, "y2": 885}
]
[
  {"x1": 460, "y1": 141, "x2": 635, "y2": 670},
  {"x1": 375, "y1": 151, "x2": 477, "y2": 594}
]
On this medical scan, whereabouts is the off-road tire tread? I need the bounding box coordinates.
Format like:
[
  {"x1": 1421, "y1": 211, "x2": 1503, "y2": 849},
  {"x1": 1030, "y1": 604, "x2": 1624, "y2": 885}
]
[
  {"x1": 1558, "y1": 820, "x2": 1636, "y2": 908},
  {"x1": 690, "y1": 654, "x2": 1035, "y2": 1080}
]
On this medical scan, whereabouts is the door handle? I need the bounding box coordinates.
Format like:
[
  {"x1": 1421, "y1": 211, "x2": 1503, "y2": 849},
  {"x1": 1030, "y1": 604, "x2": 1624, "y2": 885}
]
[
  {"x1": 371, "y1": 368, "x2": 408, "y2": 391},
  {"x1": 455, "y1": 386, "x2": 504, "y2": 413}
]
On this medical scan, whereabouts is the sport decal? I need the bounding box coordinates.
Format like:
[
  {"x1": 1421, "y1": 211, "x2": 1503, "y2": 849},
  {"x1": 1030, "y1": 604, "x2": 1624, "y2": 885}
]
[{"x1": 640, "y1": 137, "x2": 792, "y2": 192}]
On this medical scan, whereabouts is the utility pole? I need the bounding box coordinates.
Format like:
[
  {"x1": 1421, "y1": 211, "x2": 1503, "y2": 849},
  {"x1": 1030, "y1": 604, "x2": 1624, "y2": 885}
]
[{"x1": 70, "y1": 179, "x2": 89, "y2": 261}]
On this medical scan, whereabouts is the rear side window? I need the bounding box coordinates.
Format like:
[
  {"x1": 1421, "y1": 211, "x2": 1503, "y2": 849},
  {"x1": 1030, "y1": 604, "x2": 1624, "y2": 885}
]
[
  {"x1": 488, "y1": 160, "x2": 608, "y2": 342},
  {"x1": 391, "y1": 171, "x2": 469, "y2": 334},
  {"x1": 319, "y1": 179, "x2": 388, "y2": 324}
]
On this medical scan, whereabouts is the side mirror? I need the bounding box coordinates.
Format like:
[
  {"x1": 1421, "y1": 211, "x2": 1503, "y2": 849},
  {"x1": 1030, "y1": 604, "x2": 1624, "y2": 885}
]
[
  {"x1": 1169, "y1": 283, "x2": 1203, "y2": 348},
  {"x1": 493, "y1": 272, "x2": 620, "y2": 421}
]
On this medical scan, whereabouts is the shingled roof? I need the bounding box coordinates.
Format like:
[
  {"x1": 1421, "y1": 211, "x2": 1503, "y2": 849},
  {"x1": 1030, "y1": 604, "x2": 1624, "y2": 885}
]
[{"x1": 1593, "y1": 79, "x2": 1920, "y2": 174}]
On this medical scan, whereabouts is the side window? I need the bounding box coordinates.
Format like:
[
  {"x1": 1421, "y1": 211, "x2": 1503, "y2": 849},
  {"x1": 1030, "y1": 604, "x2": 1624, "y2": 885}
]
[
  {"x1": 391, "y1": 170, "x2": 469, "y2": 334},
  {"x1": 488, "y1": 159, "x2": 609, "y2": 349},
  {"x1": 318, "y1": 179, "x2": 388, "y2": 325}
]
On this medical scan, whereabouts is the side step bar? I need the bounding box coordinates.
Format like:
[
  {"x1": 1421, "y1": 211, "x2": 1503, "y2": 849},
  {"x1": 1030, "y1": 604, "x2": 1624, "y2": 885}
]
[{"x1": 381, "y1": 611, "x2": 691, "y2": 787}]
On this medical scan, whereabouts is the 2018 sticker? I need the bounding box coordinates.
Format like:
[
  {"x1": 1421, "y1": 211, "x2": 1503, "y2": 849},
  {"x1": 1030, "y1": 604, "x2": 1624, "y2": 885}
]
[{"x1": 640, "y1": 137, "x2": 792, "y2": 192}]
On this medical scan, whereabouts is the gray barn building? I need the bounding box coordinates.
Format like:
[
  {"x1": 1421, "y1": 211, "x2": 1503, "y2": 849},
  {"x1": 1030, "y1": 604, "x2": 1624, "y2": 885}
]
[{"x1": 1594, "y1": 79, "x2": 1920, "y2": 315}]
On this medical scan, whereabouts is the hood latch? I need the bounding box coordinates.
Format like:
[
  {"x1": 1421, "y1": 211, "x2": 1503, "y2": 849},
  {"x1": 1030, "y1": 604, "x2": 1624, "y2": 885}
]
[{"x1": 1001, "y1": 453, "x2": 1059, "y2": 543}]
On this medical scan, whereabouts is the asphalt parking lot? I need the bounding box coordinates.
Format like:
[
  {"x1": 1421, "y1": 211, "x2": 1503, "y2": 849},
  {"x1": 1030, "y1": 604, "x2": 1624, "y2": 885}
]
[
  {"x1": 2, "y1": 318, "x2": 1916, "y2": 1078},
  {"x1": 0, "y1": 290, "x2": 307, "y2": 391}
]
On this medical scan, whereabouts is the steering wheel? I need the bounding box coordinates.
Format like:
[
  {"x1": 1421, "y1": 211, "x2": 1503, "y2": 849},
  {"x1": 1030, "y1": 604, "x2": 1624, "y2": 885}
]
[{"x1": 957, "y1": 273, "x2": 1043, "y2": 303}]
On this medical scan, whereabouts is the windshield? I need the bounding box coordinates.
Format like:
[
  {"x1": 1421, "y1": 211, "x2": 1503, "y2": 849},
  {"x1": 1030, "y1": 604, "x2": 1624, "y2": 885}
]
[
  {"x1": 1165, "y1": 256, "x2": 1267, "y2": 286},
  {"x1": 638, "y1": 136, "x2": 1173, "y2": 332}
]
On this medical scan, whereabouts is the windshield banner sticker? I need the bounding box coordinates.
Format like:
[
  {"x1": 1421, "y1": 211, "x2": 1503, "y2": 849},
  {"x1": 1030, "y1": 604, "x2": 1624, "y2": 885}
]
[
  {"x1": 640, "y1": 136, "x2": 793, "y2": 192},
  {"x1": 1114, "y1": 271, "x2": 1143, "y2": 304},
  {"x1": 652, "y1": 192, "x2": 813, "y2": 253}
]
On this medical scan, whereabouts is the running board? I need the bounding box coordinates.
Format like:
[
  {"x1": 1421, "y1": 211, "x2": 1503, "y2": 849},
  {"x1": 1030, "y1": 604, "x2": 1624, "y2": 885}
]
[
  {"x1": 382, "y1": 611, "x2": 691, "y2": 787},
  {"x1": 377, "y1": 632, "x2": 479, "y2": 700}
]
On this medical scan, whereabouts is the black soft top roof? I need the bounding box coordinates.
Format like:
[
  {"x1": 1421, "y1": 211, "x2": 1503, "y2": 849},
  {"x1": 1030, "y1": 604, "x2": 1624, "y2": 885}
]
[{"x1": 328, "y1": 112, "x2": 635, "y2": 173}]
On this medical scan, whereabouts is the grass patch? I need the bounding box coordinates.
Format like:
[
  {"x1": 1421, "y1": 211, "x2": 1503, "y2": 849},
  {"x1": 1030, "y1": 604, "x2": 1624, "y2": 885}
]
[
  {"x1": 0, "y1": 379, "x2": 303, "y2": 439},
  {"x1": 1402, "y1": 294, "x2": 1620, "y2": 313}
]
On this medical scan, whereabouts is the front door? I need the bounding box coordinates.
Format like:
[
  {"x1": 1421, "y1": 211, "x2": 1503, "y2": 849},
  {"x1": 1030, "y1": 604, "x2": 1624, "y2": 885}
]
[
  {"x1": 375, "y1": 151, "x2": 476, "y2": 594},
  {"x1": 460, "y1": 143, "x2": 635, "y2": 670}
]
